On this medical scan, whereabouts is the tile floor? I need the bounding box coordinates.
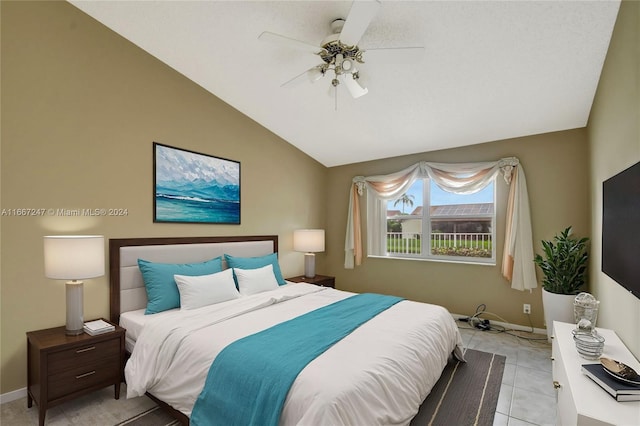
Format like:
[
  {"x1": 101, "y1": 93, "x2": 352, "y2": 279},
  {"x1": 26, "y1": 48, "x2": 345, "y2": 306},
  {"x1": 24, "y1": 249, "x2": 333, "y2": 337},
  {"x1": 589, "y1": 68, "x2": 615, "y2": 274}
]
[
  {"x1": 458, "y1": 323, "x2": 556, "y2": 426},
  {"x1": 1, "y1": 323, "x2": 555, "y2": 426},
  {"x1": 0, "y1": 384, "x2": 156, "y2": 426}
]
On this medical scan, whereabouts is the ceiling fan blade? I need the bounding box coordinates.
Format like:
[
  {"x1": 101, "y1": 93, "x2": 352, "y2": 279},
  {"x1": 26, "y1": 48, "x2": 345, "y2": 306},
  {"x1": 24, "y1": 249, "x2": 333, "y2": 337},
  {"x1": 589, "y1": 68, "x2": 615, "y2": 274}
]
[
  {"x1": 339, "y1": 0, "x2": 382, "y2": 47},
  {"x1": 364, "y1": 47, "x2": 426, "y2": 63},
  {"x1": 280, "y1": 66, "x2": 317, "y2": 87},
  {"x1": 259, "y1": 31, "x2": 324, "y2": 55},
  {"x1": 340, "y1": 73, "x2": 368, "y2": 99},
  {"x1": 281, "y1": 65, "x2": 325, "y2": 87}
]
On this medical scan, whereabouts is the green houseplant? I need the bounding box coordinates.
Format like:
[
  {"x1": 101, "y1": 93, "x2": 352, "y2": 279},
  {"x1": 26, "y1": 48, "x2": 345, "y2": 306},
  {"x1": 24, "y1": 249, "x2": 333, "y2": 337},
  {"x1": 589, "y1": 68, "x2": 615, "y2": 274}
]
[
  {"x1": 534, "y1": 226, "x2": 589, "y2": 340},
  {"x1": 534, "y1": 226, "x2": 589, "y2": 295}
]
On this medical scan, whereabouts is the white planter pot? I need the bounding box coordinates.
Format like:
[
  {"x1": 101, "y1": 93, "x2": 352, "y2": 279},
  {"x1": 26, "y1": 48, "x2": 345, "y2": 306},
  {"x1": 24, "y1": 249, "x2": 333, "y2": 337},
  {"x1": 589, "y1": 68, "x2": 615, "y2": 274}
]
[{"x1": 542, "y1": 288, "x2": 575, "y2": 341}]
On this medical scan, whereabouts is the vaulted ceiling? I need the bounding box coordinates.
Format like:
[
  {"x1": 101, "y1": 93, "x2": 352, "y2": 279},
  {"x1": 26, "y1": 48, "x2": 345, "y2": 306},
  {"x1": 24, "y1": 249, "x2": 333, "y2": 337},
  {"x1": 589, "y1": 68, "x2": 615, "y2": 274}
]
[{"x1": 69, "y1": 1, "x2": 620, "y2": 167}]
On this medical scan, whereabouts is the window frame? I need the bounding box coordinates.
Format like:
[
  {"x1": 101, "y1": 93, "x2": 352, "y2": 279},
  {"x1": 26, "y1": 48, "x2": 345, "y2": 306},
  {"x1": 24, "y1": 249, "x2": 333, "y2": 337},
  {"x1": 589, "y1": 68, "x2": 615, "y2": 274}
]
[{"x1": 379, "y1": 177, "x2": 497, "y2": 265}]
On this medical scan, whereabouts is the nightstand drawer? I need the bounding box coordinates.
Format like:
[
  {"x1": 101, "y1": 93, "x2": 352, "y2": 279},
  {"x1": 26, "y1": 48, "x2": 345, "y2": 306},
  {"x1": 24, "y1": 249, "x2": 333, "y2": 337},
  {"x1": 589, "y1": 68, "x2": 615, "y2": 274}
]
[
  {"x1": 48, "y1": 359, "x2": 119, "y2": 400},
  {"x1": 48, "y1": 338, "x2": 120, "y2": 374},
  {"x1": 27, "y1": 323, "x2": 125, "y2": 426}
]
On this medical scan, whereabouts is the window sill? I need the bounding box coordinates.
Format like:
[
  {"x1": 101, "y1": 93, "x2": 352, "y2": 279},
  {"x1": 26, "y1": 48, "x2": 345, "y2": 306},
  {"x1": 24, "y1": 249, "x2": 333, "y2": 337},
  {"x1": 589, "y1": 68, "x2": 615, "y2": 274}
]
[{"x1": 367, "y1": 254, "x2": 496, "y2": 266}]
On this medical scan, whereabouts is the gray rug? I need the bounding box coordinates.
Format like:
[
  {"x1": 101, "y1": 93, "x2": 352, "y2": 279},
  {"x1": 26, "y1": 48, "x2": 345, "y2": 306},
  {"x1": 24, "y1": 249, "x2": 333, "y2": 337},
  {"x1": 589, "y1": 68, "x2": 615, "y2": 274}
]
[
  {"x1": 117, "y1": 349, "x2": 505, "y2": 426},
  {"x1": 115, "y1": 406, "x2": 179, "y2": 426},
  {"x1": 411, "y1": 349, "x2": 506, "y2": 426}
]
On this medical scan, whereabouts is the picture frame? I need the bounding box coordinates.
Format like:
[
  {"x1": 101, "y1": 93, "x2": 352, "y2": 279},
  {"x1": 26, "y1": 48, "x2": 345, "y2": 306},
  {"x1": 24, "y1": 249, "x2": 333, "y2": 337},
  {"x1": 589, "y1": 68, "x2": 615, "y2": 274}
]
[{"x1": 153, "y1": 142, "x2": 240, "y2": 224}]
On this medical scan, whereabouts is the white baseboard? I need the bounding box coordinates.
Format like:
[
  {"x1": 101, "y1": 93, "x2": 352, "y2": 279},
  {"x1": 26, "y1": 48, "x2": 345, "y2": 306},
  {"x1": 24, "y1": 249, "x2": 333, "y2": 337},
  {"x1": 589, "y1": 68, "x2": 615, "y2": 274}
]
[
  {"x1": 451, "y1": 313, "x2": 547, "y2": 336},
  {"x1": 0, "y1": 387, "x2": 27, "y2": 405}
]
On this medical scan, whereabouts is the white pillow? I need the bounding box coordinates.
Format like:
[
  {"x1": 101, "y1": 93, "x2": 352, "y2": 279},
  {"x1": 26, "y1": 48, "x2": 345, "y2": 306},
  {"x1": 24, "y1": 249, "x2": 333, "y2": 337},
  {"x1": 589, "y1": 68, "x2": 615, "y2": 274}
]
[
  {"x1": 234, "y1": 264, "x2": 279, "y2": 296},
  {"x1": 174, "y1": 268, "x2": 240, "y2": 310}
]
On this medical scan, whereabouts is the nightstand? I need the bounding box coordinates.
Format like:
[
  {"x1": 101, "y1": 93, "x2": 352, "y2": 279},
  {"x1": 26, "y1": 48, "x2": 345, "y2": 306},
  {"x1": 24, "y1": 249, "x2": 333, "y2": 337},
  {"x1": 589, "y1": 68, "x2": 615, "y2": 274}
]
[
  {"x1": 26, "y1": 320, "x2": 125, "y2": 426},
  {"x1": 287, "y1": 274, "x2": 335, "y2": 288}
]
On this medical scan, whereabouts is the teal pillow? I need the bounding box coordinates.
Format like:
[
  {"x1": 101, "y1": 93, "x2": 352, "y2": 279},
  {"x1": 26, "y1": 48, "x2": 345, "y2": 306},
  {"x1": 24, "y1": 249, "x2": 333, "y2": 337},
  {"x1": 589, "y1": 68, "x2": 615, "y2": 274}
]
[
  {"x1": 224, "y1": 253, "x2": 285, "y2": 285},
  {"x1": 138, "y1": 257, "x2": 223, "y2": 314}
]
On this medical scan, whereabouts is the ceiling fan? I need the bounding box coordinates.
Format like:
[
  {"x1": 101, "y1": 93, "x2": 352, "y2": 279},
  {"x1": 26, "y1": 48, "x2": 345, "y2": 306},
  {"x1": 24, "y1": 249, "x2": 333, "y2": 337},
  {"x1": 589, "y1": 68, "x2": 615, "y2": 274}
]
[{"x1": 259, "y1": 0, "x2": 424, "y2": 106}]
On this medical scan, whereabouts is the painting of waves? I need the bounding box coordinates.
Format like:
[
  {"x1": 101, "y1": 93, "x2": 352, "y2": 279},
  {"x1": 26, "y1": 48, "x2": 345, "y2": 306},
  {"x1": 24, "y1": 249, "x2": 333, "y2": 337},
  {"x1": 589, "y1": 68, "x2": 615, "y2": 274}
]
[{"x1": 154, "y1": 143, "x2": 240, "y2": 224}]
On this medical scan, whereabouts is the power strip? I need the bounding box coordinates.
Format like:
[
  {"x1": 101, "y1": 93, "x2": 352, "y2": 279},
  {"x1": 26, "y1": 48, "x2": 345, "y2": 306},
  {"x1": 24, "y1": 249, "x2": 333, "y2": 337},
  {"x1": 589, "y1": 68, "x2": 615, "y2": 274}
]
[
  {"x1": 476, "y1": 319, "x2": 490, "y2": 330},
  {"x1": 459, "y1": 316, "x2": 491, "y2": 330}
]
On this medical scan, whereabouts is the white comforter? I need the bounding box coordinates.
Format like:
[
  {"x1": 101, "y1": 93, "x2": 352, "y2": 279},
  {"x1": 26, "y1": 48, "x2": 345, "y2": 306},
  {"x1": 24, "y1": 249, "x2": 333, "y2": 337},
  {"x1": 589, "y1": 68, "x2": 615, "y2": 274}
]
[{"x1": 125, "y1": 283, "x2": 464, "y2": 425}]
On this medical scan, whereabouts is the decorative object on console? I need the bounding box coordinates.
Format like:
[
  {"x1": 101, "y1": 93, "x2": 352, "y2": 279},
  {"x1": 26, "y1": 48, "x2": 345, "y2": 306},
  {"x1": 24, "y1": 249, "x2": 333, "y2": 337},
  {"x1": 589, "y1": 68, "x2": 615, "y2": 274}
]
[
  {"x1": 573, "y1": 292, "x2": 599, "y2": 334},
  {"x1": 153, "y1": 142, "x2": 240, "y2": 224},
  {"x1": 293, "y1": 229, "x2": 325, "y2": 278},
  {"x1": 600, "y1": 357, "x2": 640, "y2": 385},
  {"x1": 571, "y1": 292, "x2": 603, "y2": 359},
  {"x1": 572, "y1": 332, "x2": 605, "y2": 359},
  {"x1": 581, "y1": 363, "x2": 640, "y2": 401},
  {"x1": 44, "y1": 235, "x2": 105, "y2": 335}
]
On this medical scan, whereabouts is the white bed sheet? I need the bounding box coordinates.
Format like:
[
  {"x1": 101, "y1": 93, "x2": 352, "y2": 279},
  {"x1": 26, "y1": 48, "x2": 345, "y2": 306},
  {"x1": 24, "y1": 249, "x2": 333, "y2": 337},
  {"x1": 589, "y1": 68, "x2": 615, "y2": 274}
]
[
  {"x1": 120, "y1": 308, "x2": 179, "y2": 353},
  {"x1": 125, "y1": 283, "x2": 464, "y2": 425}
]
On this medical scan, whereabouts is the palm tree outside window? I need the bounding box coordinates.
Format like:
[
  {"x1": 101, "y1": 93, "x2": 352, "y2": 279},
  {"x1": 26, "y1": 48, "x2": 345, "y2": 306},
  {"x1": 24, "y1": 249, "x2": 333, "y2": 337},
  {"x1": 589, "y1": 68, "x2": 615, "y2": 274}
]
[{"x1": 393, "y1": 193, "x2": 415, "y2": 214}]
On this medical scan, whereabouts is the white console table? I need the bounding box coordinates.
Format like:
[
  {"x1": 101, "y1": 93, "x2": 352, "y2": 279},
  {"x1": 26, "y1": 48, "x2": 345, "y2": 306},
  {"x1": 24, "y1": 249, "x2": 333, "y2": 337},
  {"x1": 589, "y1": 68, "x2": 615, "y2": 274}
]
[{"x1": 552, "y1": 321, "x2": 640, "y2": 426}]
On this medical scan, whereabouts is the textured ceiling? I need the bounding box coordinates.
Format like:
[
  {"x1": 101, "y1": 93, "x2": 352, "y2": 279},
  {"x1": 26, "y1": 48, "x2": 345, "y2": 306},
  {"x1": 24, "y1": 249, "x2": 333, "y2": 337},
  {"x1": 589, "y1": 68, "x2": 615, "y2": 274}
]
[{"x1": 69, "y1": 0, "x2": 620, "y2": 167}]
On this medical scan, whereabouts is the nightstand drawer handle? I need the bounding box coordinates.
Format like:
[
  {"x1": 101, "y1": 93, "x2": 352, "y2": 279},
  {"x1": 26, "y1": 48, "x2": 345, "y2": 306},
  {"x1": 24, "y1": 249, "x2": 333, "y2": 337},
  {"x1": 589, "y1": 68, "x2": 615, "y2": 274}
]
[
  {"x1": 553, "y1": 381, "x2": 561, "y2": 389},
  {"x1": 76, "y1": 346, "x2": 96, "y2": 353},
  {"x1": 76, "y1": 370, "x2": 96, "y2": 379}
]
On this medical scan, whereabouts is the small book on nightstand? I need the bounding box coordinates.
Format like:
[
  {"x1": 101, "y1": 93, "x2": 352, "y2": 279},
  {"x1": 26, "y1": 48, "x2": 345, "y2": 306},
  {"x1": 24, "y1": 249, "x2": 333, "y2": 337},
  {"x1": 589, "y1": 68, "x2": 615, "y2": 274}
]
[
  {"x1": 83, "y1": 319, "x2": 115, "y2": 336},
  {"x1": 581, "y1": 363, "x2": 640, "y2": 401}
]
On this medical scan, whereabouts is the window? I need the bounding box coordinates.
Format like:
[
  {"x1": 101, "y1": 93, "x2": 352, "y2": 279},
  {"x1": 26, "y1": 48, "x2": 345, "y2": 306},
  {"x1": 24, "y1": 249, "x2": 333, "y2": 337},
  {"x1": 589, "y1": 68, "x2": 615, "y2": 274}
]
[
  {"x1": 347, "y1": 158, "x2": 536, "y2": 290},
  {"x1": 383, "y1": 178, "x2": 496, "y2": 264}
]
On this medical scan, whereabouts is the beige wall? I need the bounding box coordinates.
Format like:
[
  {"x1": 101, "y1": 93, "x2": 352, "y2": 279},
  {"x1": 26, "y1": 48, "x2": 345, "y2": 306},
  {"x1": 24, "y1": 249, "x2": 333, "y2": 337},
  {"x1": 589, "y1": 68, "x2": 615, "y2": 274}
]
[
  {"x1": 0, "y1": 1, "x2": 327, "y2": 394},
  {"x1": 587, "y1": 0, "x2": 640, "y2": 357},
  {"x1": 325, "y1": 129, "x2": 590, "y2": 329}
]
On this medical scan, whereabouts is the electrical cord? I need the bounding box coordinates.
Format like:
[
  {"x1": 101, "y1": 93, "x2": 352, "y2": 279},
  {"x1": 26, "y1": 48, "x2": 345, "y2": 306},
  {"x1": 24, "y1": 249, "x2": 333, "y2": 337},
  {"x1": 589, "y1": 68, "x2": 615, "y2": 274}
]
[{"x1": 457, "y1": 305, "x2": 548, "y2": 342}]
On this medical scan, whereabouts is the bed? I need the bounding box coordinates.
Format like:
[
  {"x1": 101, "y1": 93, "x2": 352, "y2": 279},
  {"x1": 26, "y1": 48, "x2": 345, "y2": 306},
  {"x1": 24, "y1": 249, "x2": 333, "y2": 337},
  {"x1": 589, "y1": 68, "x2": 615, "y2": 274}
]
[{"x1": 109, "y1": 235, "x2": 464, "y2": 425}]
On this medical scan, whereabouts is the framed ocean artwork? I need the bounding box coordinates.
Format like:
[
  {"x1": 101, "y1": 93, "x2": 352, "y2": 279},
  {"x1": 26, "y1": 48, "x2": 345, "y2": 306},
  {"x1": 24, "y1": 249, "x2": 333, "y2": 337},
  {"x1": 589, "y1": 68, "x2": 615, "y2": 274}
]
[{"x1": 153, "y1": 142, "x2": 240, "y2": 224}]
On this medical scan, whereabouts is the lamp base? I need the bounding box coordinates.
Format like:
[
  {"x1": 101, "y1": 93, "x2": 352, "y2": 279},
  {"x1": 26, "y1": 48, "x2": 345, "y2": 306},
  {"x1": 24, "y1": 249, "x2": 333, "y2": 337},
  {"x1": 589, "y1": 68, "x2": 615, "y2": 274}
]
[
  {"x1": 304, "y1": 253, "x2": 316, "y2": 278},
  {"x1": 65, "y1": 280, "x2": 84, "y2": 335}
]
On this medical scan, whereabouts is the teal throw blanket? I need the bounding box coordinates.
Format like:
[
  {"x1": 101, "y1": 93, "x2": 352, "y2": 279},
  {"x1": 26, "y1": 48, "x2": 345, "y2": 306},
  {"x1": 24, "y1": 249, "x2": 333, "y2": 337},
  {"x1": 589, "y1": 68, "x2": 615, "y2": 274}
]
[{"x1": 190, "y1": 293, "x2": 403, "y2": 426}]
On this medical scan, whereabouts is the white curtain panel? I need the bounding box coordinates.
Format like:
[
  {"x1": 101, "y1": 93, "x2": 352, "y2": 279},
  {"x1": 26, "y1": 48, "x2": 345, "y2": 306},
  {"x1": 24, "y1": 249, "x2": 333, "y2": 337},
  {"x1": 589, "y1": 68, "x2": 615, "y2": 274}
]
[{"x1": 344, "y1": 157, "x2": 537, "y2": 291}]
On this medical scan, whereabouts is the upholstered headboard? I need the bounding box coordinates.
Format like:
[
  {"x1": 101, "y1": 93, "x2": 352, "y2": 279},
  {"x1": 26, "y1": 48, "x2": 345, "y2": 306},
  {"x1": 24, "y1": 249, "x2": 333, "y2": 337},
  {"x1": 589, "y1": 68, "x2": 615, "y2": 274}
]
[{"x1": 108, "y1": 235, "x2": 278, "y2": 324}]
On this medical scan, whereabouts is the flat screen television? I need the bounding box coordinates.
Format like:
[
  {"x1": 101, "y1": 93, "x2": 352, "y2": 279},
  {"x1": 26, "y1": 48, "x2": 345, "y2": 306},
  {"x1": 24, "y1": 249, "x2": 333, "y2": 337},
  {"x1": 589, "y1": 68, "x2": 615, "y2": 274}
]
[{"x1": 602, "y1": 160, "x2": 640, "y2": 299}]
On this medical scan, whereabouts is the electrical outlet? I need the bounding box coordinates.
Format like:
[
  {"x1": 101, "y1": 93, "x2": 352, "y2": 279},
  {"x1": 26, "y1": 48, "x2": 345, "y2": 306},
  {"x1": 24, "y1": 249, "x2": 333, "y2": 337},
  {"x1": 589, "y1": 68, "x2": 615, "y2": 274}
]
[{"x1": 523, "y1": 303, "x2": 531, "y2": 314}]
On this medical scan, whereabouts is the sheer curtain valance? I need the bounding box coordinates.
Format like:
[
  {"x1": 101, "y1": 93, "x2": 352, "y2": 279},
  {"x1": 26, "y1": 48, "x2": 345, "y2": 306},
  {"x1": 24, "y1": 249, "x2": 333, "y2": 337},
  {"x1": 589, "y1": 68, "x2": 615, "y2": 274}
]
[{"x1": 344, "y1": 157, "x2": 537, "y2": 291}]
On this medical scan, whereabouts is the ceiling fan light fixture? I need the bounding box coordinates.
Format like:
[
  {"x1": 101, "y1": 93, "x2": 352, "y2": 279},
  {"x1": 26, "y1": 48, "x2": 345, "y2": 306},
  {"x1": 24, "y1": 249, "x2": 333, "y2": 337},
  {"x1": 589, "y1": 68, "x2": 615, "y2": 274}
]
[
  {"x1": 260, "y1": 0, "x2": 423, "y2": 104},
  {"x1": 341, "y1": 72, "x2": 368, "y2": 98},
  {"x1": 342, "y1": 57, "x2": 354, "y2": 72},
  {"x1": 306, "y1": 66, "x2": 325, "y2": 82}
]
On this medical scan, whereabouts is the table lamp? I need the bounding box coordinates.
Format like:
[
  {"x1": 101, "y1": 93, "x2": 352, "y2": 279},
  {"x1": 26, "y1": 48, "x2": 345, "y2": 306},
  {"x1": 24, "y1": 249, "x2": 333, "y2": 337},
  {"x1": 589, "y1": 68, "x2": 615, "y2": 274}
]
[
  {"x1": 293, "y1": 229, "x2": 325, "y2": 278},
  {"x1": 44, "y1": 235, "x2": 105, "y2": 335}
]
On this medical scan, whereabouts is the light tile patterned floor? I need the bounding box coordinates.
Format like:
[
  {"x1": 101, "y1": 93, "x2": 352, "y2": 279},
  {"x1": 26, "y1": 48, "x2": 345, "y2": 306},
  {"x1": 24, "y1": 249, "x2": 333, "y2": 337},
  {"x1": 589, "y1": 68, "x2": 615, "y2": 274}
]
[
  {"x1": 457, "y1": 324, "x2": 556, "y2": 426},
  {"x1": 2, "y1": 323, "x2": 555, "y2": 426}
]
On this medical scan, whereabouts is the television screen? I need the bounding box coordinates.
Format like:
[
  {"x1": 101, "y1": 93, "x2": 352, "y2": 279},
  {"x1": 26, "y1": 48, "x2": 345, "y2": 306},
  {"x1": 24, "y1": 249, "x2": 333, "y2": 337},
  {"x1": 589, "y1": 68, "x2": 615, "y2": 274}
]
[{"x1": 602, "y1": 160, "x2": 640, "y2": 299}]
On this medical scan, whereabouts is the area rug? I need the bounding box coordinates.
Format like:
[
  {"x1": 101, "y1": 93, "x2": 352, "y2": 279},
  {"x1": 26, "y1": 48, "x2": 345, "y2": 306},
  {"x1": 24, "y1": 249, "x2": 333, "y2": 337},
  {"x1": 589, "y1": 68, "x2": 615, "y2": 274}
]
[
  {"x1": 411, "y1": 348, "x2": 506, "y2": 426},
  {"x1": 115, "y1": 406, "x2": 179, "y2": 426},
  {"x1": 116, "y1": 349, "x2": 505, "y2": 426}
]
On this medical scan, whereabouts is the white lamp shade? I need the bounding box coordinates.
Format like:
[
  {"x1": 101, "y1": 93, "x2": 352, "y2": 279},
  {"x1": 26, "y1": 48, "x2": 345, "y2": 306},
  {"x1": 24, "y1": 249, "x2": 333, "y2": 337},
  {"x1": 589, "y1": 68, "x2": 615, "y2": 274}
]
[
  {"x1": 44, "y1": 235, "x2": 105, "y2": 280},
  {"x1": 293, "y1": 229, "x2": 325, "y2": 253}
]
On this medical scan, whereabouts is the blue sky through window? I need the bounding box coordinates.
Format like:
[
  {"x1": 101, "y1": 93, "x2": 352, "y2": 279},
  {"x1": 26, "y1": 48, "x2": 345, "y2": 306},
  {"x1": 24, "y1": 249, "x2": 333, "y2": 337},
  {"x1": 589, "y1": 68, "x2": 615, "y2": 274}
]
[{"x1": 387, "y1": 180, "x2": 494, "y2": 211}]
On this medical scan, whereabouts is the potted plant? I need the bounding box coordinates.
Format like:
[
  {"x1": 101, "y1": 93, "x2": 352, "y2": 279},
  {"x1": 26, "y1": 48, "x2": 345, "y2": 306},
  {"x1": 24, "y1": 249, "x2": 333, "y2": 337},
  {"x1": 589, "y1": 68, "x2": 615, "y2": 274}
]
[{"x1": 533, "y1": 226, "x2": 589, "y2": 340}]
